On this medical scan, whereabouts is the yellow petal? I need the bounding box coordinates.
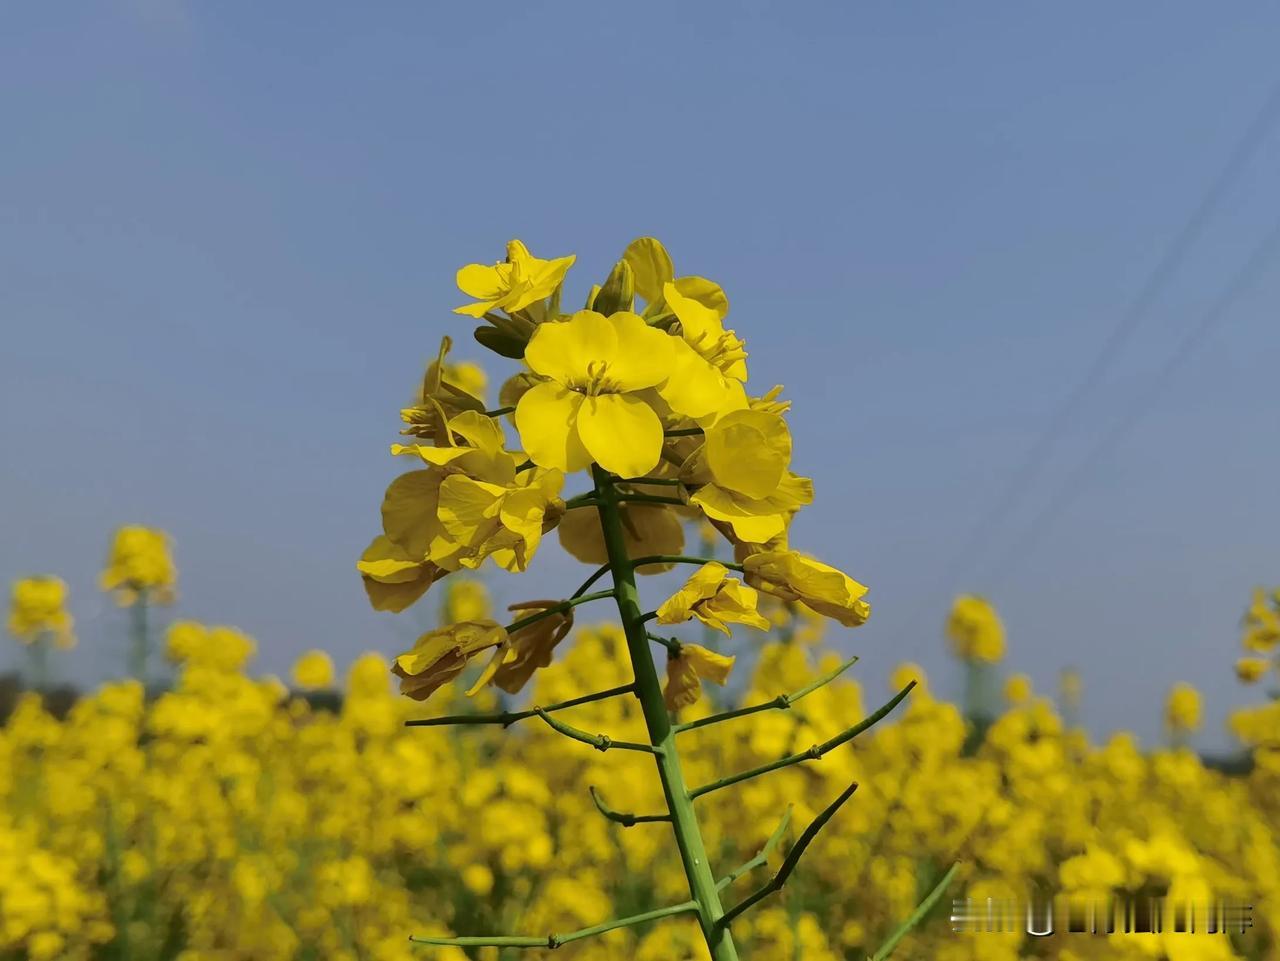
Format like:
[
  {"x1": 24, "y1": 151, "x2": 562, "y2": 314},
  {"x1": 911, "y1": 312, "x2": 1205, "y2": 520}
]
[
  {"x1": 705, "y1": 410, "x2": 791, "y2": 499},
  {"x1": 664, "y1": 281, "x2": 723, "y2": 347},
  {"x1": 623, "y1": 237, "x2": 674, "y2": 303},
  {"x1": 514, "y1": 382, "x2": 591, "y2": 472},
  {"x1": 672, "y1": 276, "x2": 728, "y2": 319},
  {"x1": 576, "y1": 392, "x2": 663, "y2": 478},
  {"x1": 604, "y1": 312, "x2": 675, "y2": 390},
  {"x1": 685, "y1": 644, "x2": 736, "y2": 685},
  {"x1": 381, "y1": 471, "x2": 444, "y2": 558},
  {"x1": 448, "y1": 410, "x2": 508, "y2": 455},
  {"x1": 524, "y1": 311, "x2": 618, "y2": 385},
  {"x1": 658, "y1": 338, "x2": 748, "y2": 421}
]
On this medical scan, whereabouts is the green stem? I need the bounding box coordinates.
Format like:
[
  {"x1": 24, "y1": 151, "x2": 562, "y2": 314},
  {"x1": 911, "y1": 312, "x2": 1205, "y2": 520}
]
[
  {"x1": 410, "y1": 899, "x2": 697, "y2": 949},
  {"x1": 533, "y1": 707, "x2": 659, "y2": 753},
  {"x1": 589, "y1": 786, "x2": 671, "y2": 827},
  {"x1": 690, "y1": 682, "x2": 915, "y2": 799},
  {"x1": 626, "y1": 477, "x2": 684, "y2": 487},
  {"x1": 570, "y1": 564, "x2": 613, "y2": 599},
  {"x1": 866, "y1": 861, "x2": 961, "y2": 961},
  {"x1": 129, "y1": 592, "x2": 150, "y2": 685},
  {"x1": 504, "y1": 590, "x2": 614, "y2": 634},
  {"x1": 28, "y1": 635, "x2": 49, "y2": 692},
  {"x1": 646, "y1": 632, "x2": 684, "y2": 655},
  {"x1": 630, "y1": 555, "x2": 743, "y2": 573},
  {"x1": 717, "y1": 781, "x2": 858, "y2": 929},
  {"x1": 405, "y1": 683, "x2": 634, "y2": 728},
  {"x1": 592, "y1": 465, "x2": 740, "y2": 961},
  {"x1": 676, "y1": 655, "x2": 858, "y2": 734},
  {"x1": 716, "y1": 808, "x2": 792, "y2": 892},
  {"x1": 616, "y1": 493, "x2": 685, "y2": 507},
  {"x1": 664, "y1": 427, "x2": 704, "y2": 437},
  {"x1": 485, "y1": 406, "x2": 516, "y2": 417}
]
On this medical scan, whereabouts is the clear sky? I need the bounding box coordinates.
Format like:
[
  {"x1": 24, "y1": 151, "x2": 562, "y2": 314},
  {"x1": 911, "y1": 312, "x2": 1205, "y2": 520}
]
[{"x1": 3, "y1": 2, "x2": 1278, "y2": 750}]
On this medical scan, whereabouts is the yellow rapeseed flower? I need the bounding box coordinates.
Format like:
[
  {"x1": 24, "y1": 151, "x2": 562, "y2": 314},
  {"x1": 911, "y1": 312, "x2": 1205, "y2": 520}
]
[
  {"x1": 400, "y1": 337, "x2": 488, "y2": 442},
  {"x1": 1241, "y1": 586, "x2": 1280, "y2": 652},
  {"x1": 684, "y1": 409, "x2": 812, "y2": 543},
  {"x1": 454, "y1": 239, "x2": 576, "y2": 318},
  {"x1": 946, "y1": 594, "x2": 1005, "y2": 663},
  {"x1": 514, "y1": 310, "x2": 678, "y2": 477},
  {"x1": 6, "y1": 577, "x2": 75, "y2": 649},
  {"x1": 391, "y1": 620, "x2": 508, "y2": 702},
  {"x1": 291, "y1": 650, "x2": 335, "y2": 690},
  {"x1": 664, "y1": 644, "x2": 736, "y2": 711},
  {"x1": 656, "y1": 562, "x2": 769, "y2": 635},
  {"x1": 1235, "y1": 656, "x2": 1272, "y2": 683},
  {"x1": 1003, "y1": 673, "x2": 1033, "y2": 706},
  {"x1": 742, "y1": 550, "x2": 870, "y2": 628},
  {"x1": 1164, "y1": 682, "x2": 1202, "y2": 734},
  {"x1": 360, "y1": 410, "x2": 563, "y2": 611},
  {"x1": 488, "y1": 601, "x2": 575, "y2": 695},
  {"x1": 556, "y1": 501, "x2": 685, "y2": 572},
  {"x1": 100, "y1": 525, "x2": 176, "y2": 606}
]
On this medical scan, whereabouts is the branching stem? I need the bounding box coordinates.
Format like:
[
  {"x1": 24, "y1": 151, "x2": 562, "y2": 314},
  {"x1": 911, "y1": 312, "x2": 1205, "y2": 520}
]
[
  {"x1": 591, "y1": 465, "x2": 741, "y2": 961},
  {"x1": 690, "y1": 682, "x2": 915, "y2": 799}
]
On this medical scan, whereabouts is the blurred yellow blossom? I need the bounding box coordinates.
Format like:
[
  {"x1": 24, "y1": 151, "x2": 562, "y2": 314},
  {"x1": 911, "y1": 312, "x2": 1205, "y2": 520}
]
[
  {"x1": 1165, "y1": 682, "x2": 1202, "y2": 735},
  {"x1": 7, "y1": 576, "x2": 75, "y2": 649},
  {"x1": 291, "y1": 650, "x2": 335, "y2": 690},
  {"x1": 946, "y1": 594, "x2": 1005, "y2": 662},
  {"x1": 100, "y1": 526, "x2": 176, "y2": 606}
]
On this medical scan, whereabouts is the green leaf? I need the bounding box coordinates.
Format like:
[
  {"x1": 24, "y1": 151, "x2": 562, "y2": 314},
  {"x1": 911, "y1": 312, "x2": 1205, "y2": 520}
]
[
  {"x1": 473, "y1": 325, "x2": 527, "y2": 359},
  {"x1": 623, "y1": 237, "x2": 674, "y2": 304}
]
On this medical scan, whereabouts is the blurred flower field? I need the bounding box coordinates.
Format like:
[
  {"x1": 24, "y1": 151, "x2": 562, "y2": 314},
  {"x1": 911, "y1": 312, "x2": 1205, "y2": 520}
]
[{"x1": 3, "y1": 568, "x2": 1279, "y2": 961}]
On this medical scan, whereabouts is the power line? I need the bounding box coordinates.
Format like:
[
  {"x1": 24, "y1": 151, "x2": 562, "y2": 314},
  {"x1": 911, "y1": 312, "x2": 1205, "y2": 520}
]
[
  {"x1": 981, "y1": 210, "x2": 1280, "y2": 589},
  {"x1": 892, "y1": 75, "x2": 1280, "y2": 645}
]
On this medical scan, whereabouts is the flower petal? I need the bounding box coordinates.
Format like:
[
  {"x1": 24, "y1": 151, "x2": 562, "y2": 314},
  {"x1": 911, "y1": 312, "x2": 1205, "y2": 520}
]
[
  {"x1": 576, "y1": 393, "x2": 663, "y2": 478},
  {"x1": 514, "y1": 382, "x2": 591, "y2": 472},
  {"x1": 524, "y1": 311, "x2": 618, "y2": 385}
]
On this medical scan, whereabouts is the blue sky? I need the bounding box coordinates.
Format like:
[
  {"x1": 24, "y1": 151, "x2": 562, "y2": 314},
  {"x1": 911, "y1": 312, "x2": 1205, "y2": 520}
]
[{"x1": 3, "y1": 2, "x2": 1278, "y2": 750}]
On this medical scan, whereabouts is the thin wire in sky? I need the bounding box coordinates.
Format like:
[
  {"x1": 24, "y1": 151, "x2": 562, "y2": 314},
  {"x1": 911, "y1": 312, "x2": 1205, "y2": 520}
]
[
  {"x1": 951, "y1": 76, "x2": 1280, "y2": 589},
  {"x1": 980, "y1": 210, "x2": 1280, "y2": 589},
  {"x1": 892, "y1": 75, "x2": 1280, "y2": 647}
]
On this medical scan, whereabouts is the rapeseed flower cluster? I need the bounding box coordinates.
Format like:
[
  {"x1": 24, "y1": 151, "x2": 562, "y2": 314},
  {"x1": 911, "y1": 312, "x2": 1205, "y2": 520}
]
[{"x1": 357, "y1": 237, "x2": 895, "y2": 958}]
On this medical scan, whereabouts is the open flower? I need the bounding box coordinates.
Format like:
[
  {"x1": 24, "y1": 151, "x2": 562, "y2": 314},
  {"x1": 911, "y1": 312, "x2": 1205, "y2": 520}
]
[
  {"x1": 359, "y1": 409, "x2": 563, "y2": 614},
  {"x1": 656, "y1": 563, "x2": 769, "y2": 635},
  {"x1": 664, "y1": 644, "x2": 736, "y2": 711},
  {"x1": 391, "y1": 620, "x2": 508, "y2": 702},
  {"x1": 664, "y1": 281, "x2": 747, "y2": 381},
  {"x1": 742, "y1": 550, "x2": 870, "y2": 628},
  {"x1": 514, "y1": 310, "x2": 675, "y2": 477},
  {"x1": 684, "y1": 409, "x2": 812, "y2": 544},
  {"x1": 488, "y1": 601, "x2": 575, "y2": 695},
  {"x1": 455, "y1": 240, "x2": 576, "y2": 318}
]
